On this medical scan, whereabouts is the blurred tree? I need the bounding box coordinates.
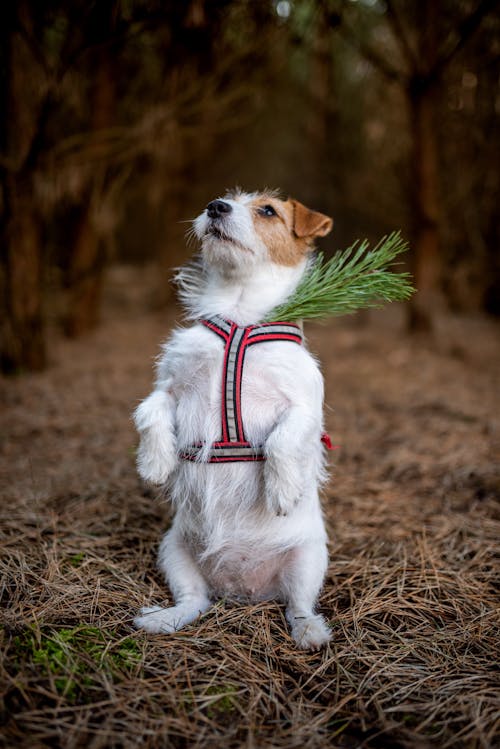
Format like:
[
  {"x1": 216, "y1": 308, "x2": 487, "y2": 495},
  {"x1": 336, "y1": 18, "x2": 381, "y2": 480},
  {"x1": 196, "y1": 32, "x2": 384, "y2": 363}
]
[
  {"x1": 337, "y1": 0, "x2": 499, "y2": 331},
  {"x1": 0, "y1": 0, "x2": 263, "y2": 371},
  {"x1": 439, "y1": 10, "x2": 500, "y2": 314},
  {"x1": 2, "y1": 0, "x2": 498, "y2": 373},
  {"x1": 63, "y1": 0, "x2": 117, "y2": 337},
  {"x1": 0, "y1": 2, "x2": 49, "y2": 371},
  {"x1": 0, "y1": 0, "x2": 125, "y2": 368}
]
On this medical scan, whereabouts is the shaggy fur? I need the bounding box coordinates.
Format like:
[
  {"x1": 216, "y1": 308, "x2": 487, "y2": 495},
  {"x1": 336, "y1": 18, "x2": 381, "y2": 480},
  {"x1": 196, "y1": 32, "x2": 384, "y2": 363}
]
[{"x1": 133, "y1": 190, "x2": 333, "y2": 649}]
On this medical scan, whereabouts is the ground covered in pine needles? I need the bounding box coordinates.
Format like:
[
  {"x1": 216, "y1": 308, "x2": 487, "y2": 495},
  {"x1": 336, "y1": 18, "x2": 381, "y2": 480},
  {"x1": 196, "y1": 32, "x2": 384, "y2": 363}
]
[{"x1": 1, "y1": 268, "x2": 499, "y2": 748}]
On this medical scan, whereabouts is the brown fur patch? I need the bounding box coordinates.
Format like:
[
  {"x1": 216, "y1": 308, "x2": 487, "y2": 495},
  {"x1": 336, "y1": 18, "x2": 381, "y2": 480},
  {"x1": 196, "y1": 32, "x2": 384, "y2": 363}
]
[{"x1": 249, "y1": 194, "x2": 333, "y2": 267}]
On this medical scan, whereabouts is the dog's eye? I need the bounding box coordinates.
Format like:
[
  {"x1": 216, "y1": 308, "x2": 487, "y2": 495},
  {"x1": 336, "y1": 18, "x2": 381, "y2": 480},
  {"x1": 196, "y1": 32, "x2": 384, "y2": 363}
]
[{"x1": 258, "y1": 205, "x2": 277, "y2": 217}]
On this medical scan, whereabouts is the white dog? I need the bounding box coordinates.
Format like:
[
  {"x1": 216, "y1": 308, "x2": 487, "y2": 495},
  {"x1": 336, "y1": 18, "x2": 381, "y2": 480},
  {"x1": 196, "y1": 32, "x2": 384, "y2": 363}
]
[{"x1": 133, "y1": 189, "x2": 333, "y2": 649}]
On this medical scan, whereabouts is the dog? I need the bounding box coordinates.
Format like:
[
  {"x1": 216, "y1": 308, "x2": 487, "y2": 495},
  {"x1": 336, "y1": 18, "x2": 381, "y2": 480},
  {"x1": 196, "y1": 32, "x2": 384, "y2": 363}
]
[{"x1": 133, "y1": 189, "x2": 333, "y2": 649}]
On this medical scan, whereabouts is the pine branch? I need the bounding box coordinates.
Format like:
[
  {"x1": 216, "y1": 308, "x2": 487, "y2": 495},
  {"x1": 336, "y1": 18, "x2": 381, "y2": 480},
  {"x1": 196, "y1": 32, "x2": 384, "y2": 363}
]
[{"x1": 265, "y1": 231, "x2": 414, "y2": 323}]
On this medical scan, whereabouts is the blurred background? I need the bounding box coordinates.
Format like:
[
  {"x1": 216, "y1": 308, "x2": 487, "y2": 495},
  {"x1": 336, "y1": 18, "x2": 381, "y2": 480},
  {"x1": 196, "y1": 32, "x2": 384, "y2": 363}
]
[{"x1": 1, "y1": 0, "x2": 499, "y2": 373}]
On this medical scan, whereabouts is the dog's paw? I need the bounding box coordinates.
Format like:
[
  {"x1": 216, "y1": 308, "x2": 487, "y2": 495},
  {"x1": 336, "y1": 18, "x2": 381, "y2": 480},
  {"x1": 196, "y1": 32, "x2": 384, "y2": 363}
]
[
  {"x1": 265, "y1": 491, "x2": 299, "y2": 517},
  {"x1": 134, "y1": 391, "x2": 177, "y2": 485},
  {"x1": 136, "y1": 437, "x2": 177, "y2": 485},
  {"x1": 134, "y1": 605, "x2": 188, "y2": 634},
  {"x1": 264, "y1": 462, "x2": 302, "y2": 516},
  {"x1": 290, "y1": 614, "x2": 331, "y2": 650},
  {"x1": 134, "y1": 599, "x2": 211, "y2": 634}
]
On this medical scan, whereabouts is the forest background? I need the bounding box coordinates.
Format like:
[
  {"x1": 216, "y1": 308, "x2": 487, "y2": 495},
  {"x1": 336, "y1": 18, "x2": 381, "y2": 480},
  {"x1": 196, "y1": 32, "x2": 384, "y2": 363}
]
[{"x1": 1, "y1": 0, "x2": 499, "y2": 371}]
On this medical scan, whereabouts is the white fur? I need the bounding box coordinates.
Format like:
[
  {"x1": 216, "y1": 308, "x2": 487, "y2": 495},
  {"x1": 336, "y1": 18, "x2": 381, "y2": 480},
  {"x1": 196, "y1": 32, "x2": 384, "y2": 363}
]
[{"x1": 133, "y1": 191, "x2": 331, "y2": 649}]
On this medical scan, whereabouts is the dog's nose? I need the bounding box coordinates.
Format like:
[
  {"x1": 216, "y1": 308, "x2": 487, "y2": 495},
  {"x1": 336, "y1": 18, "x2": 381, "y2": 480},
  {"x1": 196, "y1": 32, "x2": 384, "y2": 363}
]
[{"x1": 206, "y1": 200, "x2": 232, "y2": 219}]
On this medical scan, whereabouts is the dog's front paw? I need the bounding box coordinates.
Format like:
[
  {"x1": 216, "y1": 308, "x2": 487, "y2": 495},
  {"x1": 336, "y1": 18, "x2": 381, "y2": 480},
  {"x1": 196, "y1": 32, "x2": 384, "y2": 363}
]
[
  {"x1": 264, "y1": 461, "x2": 302, "y2": 516},
  {"x1": 136, "y1": 435, "x2": 177, "y2": 485},
  {"x1": 265, "y1": 489, "x2": 299, "y2": 517},
  {"x1": 290, "y1": 614, "x2": 331, "y2": 650},
  {"x1": 134, "y1": 391, "x2": 177, "y2": 485}
]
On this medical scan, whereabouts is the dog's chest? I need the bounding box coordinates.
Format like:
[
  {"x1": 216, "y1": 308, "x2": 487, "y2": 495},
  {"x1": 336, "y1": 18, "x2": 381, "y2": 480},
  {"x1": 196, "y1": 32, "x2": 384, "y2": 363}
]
[{"x1": 171, "y1": 333, "x2": 289, "y2": 443}]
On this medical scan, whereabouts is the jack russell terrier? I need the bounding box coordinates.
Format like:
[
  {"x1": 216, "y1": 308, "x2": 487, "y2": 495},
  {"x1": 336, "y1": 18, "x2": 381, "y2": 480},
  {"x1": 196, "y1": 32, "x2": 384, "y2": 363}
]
[{"x1": 133, "y1": 189, "x2": 333, "y2": 649}]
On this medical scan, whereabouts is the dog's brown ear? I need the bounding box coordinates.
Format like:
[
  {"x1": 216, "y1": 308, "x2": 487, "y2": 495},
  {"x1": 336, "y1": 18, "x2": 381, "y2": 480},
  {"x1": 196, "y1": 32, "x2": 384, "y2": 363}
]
[{"x1": 291, "y1": 200, "x2": 333, "y2": 239}]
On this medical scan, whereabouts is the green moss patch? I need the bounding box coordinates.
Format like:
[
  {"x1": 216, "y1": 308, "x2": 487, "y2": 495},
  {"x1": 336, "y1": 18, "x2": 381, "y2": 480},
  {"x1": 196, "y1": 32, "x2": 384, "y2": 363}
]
[{"x1": 8, "y1": 625, "x2": 142, "y2": 704}]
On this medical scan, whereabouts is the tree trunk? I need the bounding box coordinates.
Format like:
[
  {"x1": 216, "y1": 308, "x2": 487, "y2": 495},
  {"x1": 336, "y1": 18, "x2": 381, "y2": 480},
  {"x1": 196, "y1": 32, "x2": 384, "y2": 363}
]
[
  {"x1": 407, "y1": 83, "x2": 442, "y2": 332},
  {"x1": 0, "y1": 4, "x2": 46, "y2": 372},
  {"x1": 407, "y1": 0, "x2": 442, "y2": 332},
  {"x1": 307, "y1": 5, "x2": 339, "y2": 209},
  {"x1": 64, "y1": 9, "x2": 115, "y2": 337},
  {"x1": 64, "y1": 192, "x2": 106, "y2": 337},
  {"x1": 308, "y1": 9, "x2": 332, "y2": 153},
  {"x1": 1, "y1": 174, "x2": 46, "y2": 372}
]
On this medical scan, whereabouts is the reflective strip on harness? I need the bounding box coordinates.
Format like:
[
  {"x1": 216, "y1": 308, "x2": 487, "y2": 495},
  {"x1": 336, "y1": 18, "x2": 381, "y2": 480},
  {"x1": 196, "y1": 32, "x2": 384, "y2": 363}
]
[{"x1": 178, "y1": 315, "x2": 303, "y2": 463}]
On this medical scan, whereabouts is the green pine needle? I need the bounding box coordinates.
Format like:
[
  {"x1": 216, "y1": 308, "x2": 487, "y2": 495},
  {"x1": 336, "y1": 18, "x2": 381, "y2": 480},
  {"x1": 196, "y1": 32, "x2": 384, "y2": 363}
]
[{"x1": 265, "y1": 231, "x2": 415, "y2": 322}]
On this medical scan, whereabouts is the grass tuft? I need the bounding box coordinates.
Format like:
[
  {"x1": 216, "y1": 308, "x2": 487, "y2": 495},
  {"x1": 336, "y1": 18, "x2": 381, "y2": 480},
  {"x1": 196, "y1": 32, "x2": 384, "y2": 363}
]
[{"x1": 7, "y1": 625, "x2": 142, "y2": 704}]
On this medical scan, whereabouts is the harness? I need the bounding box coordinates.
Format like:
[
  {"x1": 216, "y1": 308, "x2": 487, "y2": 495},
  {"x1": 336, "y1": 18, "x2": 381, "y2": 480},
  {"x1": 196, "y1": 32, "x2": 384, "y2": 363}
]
[{"x1": 179, "y1": 315, "x2": 304, "y2": 463}]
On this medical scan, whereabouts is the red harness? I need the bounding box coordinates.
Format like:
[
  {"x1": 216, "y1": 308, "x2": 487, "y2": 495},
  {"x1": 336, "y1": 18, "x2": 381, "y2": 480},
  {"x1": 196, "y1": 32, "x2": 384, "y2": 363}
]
[{"x1": 179, "y1": 315, "x2": 304, "y2": 463}]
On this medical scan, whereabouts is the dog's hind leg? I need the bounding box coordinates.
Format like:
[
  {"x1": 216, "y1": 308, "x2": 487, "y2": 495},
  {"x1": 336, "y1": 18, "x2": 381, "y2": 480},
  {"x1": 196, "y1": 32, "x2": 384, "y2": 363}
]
[
  {"x1": 134, "y1": 525, "x2": 211, "y2": 634},
  {"x1": 281, "y1": 541, "x2": 331, "y2": 650}
]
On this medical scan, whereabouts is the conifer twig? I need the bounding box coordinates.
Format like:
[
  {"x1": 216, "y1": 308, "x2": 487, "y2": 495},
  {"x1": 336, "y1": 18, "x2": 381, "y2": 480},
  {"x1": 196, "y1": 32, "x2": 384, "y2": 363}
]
[{"x1": 265, "y1": 231, "x2": 414, "y2": 322}]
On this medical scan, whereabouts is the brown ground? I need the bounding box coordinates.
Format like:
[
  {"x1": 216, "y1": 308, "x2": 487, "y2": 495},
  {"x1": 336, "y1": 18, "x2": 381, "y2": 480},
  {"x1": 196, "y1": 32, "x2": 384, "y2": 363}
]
[{"x1": 1, "y1": 267, "x2": 499, "y2": 748}]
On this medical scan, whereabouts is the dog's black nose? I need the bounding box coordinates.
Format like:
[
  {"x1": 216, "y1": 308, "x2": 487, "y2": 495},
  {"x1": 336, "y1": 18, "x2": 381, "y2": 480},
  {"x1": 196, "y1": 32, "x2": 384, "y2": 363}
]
[{"x1": 206, "y1": 200, "x2": 232, "y2": 219}]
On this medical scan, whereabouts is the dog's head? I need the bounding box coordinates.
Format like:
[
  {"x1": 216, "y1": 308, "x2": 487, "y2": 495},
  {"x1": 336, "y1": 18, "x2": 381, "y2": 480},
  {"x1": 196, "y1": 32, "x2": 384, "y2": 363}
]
[{"x1": 193, "y1": 190, "x2": 333, "y2": 272}]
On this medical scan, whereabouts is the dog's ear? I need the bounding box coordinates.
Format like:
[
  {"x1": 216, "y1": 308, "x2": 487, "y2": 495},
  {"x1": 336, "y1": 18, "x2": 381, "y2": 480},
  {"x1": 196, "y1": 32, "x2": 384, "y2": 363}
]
[{"x1": 290, "y1": 200, "x2": 333, "y2": 239}]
